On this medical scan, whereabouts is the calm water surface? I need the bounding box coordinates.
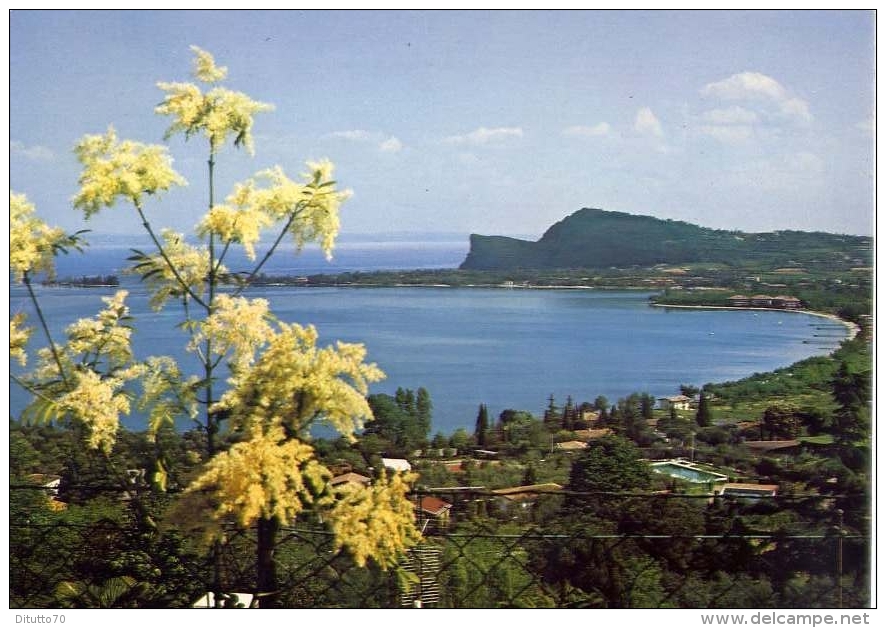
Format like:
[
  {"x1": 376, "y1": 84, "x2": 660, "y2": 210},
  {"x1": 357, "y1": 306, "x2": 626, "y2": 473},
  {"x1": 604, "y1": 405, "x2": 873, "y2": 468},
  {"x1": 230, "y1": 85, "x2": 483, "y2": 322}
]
[{"x1": 10, "y1": 279, "x2": 848, "y2": 435}]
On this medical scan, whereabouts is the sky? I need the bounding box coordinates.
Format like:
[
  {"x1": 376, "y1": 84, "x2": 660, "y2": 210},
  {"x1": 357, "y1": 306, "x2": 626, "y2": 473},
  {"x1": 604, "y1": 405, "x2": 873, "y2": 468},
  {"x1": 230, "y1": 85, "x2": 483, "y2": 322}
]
[{"x1": 8, "y1": 9, "x2": 876, "y2": 239}]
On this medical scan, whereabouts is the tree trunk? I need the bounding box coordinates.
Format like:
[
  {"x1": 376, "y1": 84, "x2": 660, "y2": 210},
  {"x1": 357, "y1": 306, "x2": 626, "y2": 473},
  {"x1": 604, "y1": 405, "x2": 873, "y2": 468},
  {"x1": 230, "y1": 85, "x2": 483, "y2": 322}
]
[{"x1": 256, "y1": 516, "x2": 281, "y2": 608}]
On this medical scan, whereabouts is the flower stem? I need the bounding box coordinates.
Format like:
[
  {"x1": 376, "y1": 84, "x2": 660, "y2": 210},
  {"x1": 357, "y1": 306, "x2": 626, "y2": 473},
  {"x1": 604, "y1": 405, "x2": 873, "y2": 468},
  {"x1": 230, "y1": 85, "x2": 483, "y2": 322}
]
[
  {"x1": 234, "y1": 204, "x2": 303, "y2": 297},
  {"x1": 205, "y1": 152, "x2": 218, "y2": 457},
  {"x1": 135, "y1": 205, "x2": 209, "y2": 309},
  {"x1": 23, "y1": 273, "x2": 69, "y2": 387}
]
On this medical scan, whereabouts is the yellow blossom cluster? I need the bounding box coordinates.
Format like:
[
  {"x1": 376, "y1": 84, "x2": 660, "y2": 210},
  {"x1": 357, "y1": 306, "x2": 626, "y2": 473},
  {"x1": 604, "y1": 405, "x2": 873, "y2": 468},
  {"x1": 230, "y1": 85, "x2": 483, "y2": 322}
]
[
  {"x1": 270, "y1": 164, "x2": 350, "y2": 259},
  {"x1": 57, "y1": 369, "x2": 132, "y2": 454},
  {"x1": 10, "y1": 192, "x2": 67, "y2": 281},
  {"x1": 138, "y1": 355, "x2": 200, "y2": 436},
  {"x1": 189, "y1": 294, "x2": 274, "y2": 372},
  {"x1": 183, "y1": 423, "x2": 332, "y2": 540},
  {"x1": 196, "y1": 192, "x2": 273, "y2": 261},
  {"x1": 28, "y1": 291, "x2": 138, "y2": 383},
  {"x1": 214, "y1": 322, "x2": 384, "y2": 439},
  {"x1": 133, "y1": 230, "x2": 217, "y2": 310},
  {"x1": 65, "y1": 291, "x2": 133, "y2": 368},
  {"x1": 72, "y1": 127, "x2": 186, "y2": 218},
  {"x1": 327, "y1": 471, "x2": 421, "y2": 569},
  {"x1": 10, "y1": 312, "x2": 32, "y2": 366},
  {"x1": 20, "y1": 290, "x2": 143, "y2": 454},
  {"x1": 156, "y1": 47, "x2": 273, "y2": 155},
  {"x1": 204, "y1": 164, "x2": 350, "y2": 261},
  {"x1": 190, "y1": 45, "x2": 227, "y2": 83}
]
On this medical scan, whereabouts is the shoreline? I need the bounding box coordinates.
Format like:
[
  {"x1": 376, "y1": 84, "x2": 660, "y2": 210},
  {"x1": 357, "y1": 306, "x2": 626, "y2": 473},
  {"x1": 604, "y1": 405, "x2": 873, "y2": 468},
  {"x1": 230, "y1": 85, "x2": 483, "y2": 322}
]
[{"x1": 650, "y1": 302, "x2": 859, "y2": 343}]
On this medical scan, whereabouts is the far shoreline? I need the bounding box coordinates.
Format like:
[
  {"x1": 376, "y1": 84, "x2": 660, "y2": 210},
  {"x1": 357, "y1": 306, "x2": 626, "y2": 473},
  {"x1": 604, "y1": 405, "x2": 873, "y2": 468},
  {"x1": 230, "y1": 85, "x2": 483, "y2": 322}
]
[{"x1": 650, "y1": 302, "x2": 860, "y2": 344}]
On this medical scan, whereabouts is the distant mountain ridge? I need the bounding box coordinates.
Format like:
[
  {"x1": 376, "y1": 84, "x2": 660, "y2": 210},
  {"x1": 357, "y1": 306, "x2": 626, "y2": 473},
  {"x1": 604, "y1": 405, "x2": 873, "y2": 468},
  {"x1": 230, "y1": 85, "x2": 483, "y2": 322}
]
[{"x1": 459, "y1": 208, "x2": 872, "y2": 270}]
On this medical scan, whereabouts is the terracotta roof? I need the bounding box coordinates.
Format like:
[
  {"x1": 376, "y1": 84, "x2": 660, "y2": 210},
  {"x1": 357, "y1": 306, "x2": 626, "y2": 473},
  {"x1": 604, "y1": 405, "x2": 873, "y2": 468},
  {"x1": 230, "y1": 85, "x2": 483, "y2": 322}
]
[{"x1": 416, "y1": 496, "x2": 452, "y2": 516}]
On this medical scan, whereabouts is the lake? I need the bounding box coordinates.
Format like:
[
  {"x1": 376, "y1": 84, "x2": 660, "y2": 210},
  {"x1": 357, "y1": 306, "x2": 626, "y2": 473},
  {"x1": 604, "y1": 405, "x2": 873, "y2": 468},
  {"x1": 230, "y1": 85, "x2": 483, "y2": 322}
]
[{"x1": 9, "y1": 241, "x2": 849, "y2": 436}]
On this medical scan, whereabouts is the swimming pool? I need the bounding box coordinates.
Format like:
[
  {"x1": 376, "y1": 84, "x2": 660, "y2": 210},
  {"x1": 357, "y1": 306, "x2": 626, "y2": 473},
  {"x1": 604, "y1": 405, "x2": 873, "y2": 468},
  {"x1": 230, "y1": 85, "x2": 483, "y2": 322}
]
[{"x1": 650, "y1": 461, "x2": 729, "y2": 484}]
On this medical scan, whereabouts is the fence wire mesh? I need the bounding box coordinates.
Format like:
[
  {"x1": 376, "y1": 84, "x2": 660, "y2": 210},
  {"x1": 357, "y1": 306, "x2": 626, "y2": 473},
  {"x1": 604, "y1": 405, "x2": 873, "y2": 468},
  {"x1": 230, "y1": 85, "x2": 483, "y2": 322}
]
[{"x1": 9, "y1": 485, "x2": 870, "y2": 609}]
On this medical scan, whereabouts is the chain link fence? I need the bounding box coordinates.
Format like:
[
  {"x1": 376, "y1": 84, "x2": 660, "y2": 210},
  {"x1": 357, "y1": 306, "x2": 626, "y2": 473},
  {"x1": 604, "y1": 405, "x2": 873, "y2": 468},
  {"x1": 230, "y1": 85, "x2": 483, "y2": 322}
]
[{"x1": 9, "y1": 485, "x2": 869, "y2": 608}]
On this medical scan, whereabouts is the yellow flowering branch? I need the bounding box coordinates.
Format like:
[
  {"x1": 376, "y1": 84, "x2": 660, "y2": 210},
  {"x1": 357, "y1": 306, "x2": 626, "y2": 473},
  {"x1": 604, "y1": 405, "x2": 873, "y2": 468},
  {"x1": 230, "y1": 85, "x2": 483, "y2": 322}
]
[
  {"x1": 134, "y1": 203, "x2": 209, "y2": 310},
  {"x1": 232, "y1": 202, "x2": 307, "y2": 297},
  {"x1": 22, "y1": 272, "x2": 70, "y2": 387}
]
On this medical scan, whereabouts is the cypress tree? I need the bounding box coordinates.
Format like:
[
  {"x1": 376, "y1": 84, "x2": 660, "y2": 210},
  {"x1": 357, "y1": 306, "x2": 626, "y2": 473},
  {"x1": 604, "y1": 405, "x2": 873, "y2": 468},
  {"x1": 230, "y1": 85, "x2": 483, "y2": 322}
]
[
  {"x1": 543, "y1": 394, "x2": 560, "y2": 432},
  {"x1": 474, "y1": 403, "x2": 489, "y2": 447},
  {"x1": 416, "y1": 387, "x2": 432, "y2": 436},
  {"x1": 696, "y1": 392, "x2": 712, "y2": 428},
  {"x1": 561, "y1": 395, "x2": 576, "y2": 430}
]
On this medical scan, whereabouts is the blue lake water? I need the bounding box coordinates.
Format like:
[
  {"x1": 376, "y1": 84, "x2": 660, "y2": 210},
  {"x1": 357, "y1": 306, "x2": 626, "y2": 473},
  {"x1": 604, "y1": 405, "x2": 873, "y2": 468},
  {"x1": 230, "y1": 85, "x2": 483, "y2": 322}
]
[{"x1": 9, "y1": 241, "x2": 848, "y2": 436}]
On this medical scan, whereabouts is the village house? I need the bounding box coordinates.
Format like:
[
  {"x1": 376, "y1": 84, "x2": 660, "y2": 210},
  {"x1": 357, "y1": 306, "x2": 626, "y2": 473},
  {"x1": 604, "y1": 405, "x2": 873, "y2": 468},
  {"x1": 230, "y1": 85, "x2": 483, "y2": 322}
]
[
  {"x1": 659, "y1": 395, "x2": 693, "y2": 412},
  {"x1": 772, "y1": 295, "x2": 802, "y2": 309},
  {"x1": 580, "y1": 409, "x2": 601, "y2": 423},
  {"x1": 491, "y1": 483, "x2": 563, "y2": 512},
  {"x1": 381, "y1": 458, "x2": 412, "y2": 473},
  {"x1": 329, "y1": 472, "x2": 372, "y2": 489},
  {"x1": 414, "y1": 495, "x2": 453, "y2": 533},
  {"x1": 25, "y1": 473, "x2": 66, "y2": 511}
]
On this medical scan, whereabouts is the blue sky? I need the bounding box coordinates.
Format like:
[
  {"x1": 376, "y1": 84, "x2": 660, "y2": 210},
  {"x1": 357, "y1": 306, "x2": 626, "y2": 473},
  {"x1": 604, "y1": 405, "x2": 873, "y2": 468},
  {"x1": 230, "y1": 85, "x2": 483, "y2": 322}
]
[{"x1": 9, "y1": 10, "x2": 875, "y2": 238}]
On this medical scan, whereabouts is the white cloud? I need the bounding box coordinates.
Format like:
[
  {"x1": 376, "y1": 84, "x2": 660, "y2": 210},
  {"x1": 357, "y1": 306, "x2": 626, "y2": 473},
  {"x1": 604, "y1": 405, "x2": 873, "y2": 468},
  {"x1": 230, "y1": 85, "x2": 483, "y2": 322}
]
[
  {"x1": 700, "y1": 72, "x2": 812, "y2": 124},
  {"x1": 701, "y1": 106, "x2": 759, "y2": 126},
  {"x1": 444, "y1": 126, "x2": 523, "y2": 146},
  {"x1": 779, "y1": 98, "x2": 813, "y2": 124},
  {"x1": 633, "y1": 107, "x2": 663, "y2": 137},
  {"x1": 701, "y1": 72, "x2": 787, "y2": 102},
  {"x1": 379, "y1": 136, "x2": 403, "y2": 153},
  {"x1": 699, "y1": 125, "x2": 753, "y2": 144},
  {"x1": 328, "y1": 129, "x2": 376, "y2": 142},
  {"x1": 10, "y1": 140, "x2": 54, "y2": 162},
  {"x1": 562, "y1": 122, "x2": 612, "y2": 138},
  {"x1": 329, "y1": 129, "x2": 404, "y2": 152}
]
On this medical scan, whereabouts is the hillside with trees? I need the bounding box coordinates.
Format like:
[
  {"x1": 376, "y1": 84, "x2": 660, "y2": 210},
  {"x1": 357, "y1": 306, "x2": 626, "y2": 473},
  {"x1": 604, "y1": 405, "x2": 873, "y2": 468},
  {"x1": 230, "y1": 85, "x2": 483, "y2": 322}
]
[{"x1": 460, "y1": 208, "x2": 872, "y2": 271}]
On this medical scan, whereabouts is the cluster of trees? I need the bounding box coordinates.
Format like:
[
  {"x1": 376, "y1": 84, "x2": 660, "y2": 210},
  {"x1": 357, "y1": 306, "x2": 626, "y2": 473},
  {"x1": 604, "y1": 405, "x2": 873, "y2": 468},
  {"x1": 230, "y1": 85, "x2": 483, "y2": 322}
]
[
  {"x1": 41, "y1": 274, "x2": 120, "y2": 287},
  {"x1": 530, "y1": 435, "x2": 866, "y2": 607},
  {"x1": 364, "y1": 387, "x2": 432, "y2": 455}
]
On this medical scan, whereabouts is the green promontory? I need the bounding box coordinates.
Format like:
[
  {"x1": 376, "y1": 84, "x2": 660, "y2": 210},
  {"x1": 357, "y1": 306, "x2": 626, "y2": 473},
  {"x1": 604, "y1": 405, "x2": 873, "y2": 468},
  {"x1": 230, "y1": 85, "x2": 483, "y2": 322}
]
[{"x1": 460, "y1": 208, "x2": 871, "y2": 270}]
